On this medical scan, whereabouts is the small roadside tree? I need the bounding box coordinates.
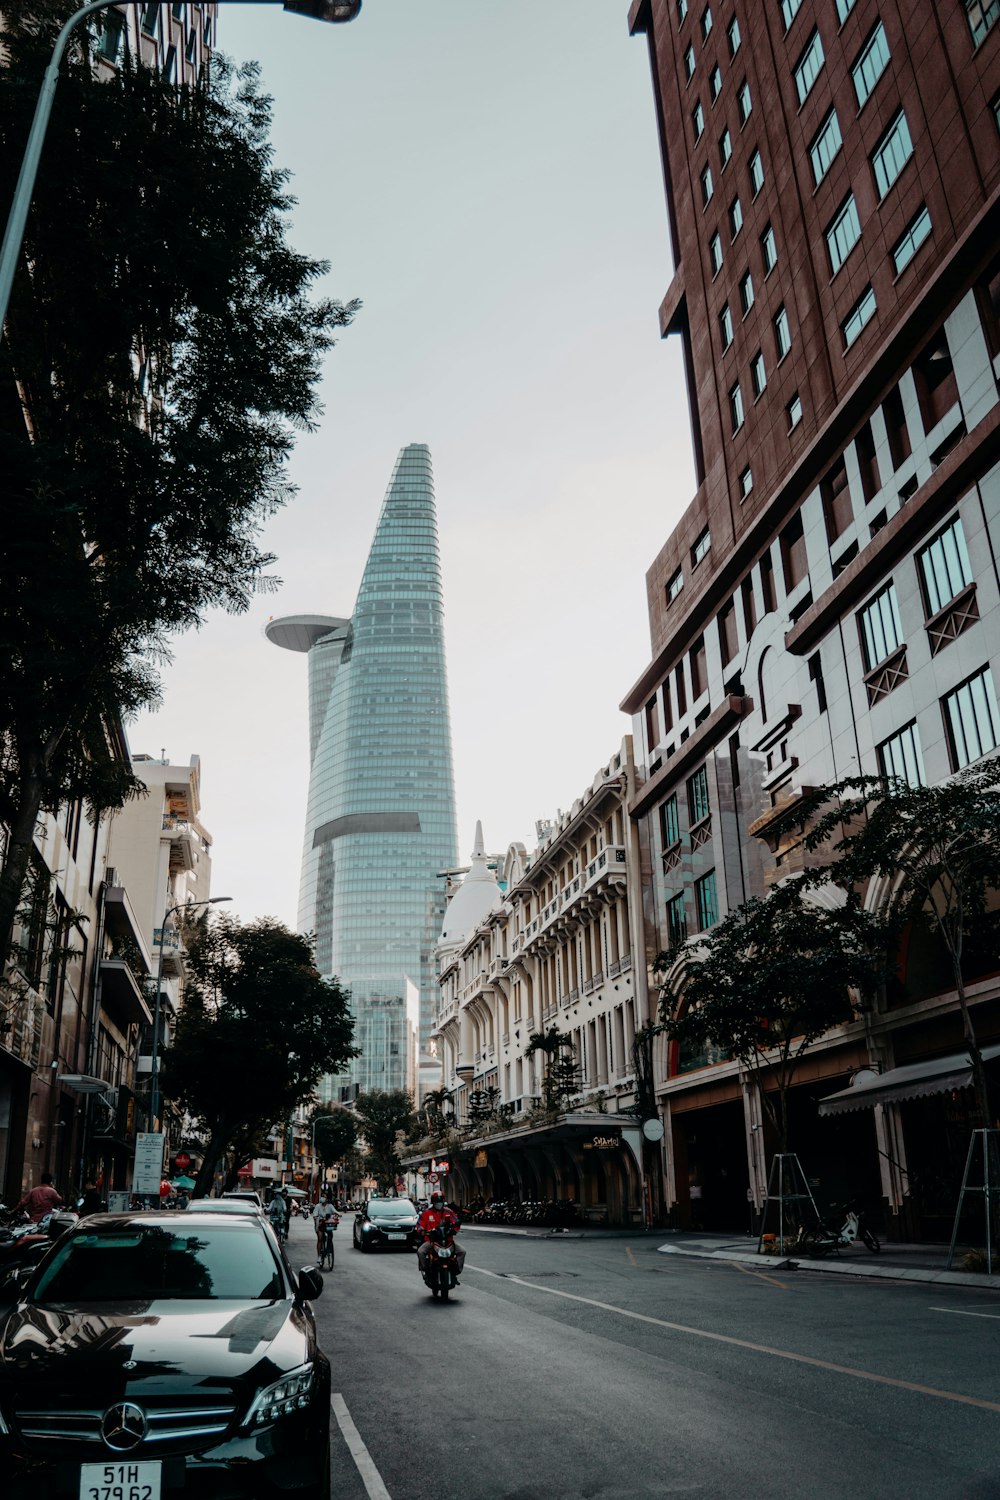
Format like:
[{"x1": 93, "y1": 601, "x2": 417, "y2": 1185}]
[
  {"x1": 158, "y1": 917, "x2": 357, "y2": 1197},
  {"x1": 353, "y1": 1090, "x2": 415, "y2": 1194},
  {"x1": 656, "y1": 880, "x2": 889, "y2": 1153},
  {"x1": 775, "y1": 760, "x2": 1000, "y2": 1126}
]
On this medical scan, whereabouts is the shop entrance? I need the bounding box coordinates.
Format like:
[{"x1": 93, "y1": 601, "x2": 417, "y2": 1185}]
[{"x1": 673, "y1": 1100, "x2": 750, "y2": 1232}]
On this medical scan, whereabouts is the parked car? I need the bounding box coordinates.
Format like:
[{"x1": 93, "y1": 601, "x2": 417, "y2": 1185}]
[
  {"x1": 0, "y1": 1211, "x2": 330, "y2": 1500},
  {"x1": 182, "y1": 1198, "x2": 263, "y2": 1216},
  {"x1": 221, "y1": 1190, "x2": 264, "y2": 1208},
  {"x1": 353, "y1": 1197, "x2": 420, "y2": 1252}
]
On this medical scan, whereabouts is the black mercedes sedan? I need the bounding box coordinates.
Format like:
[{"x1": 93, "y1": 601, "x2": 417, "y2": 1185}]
[
  {"x1": 0, "y1": 1211, "x2": 330, "y2": 1500},
  {"x1": 352, "y1": 1197, "x2": 420, "y2": 1252}
]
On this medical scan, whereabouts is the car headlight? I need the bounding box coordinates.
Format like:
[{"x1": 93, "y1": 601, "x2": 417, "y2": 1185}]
[
  {"x1": 244, "y1": 1363, "x2": 314, "y2": 1427},
  {"x1": 362, "y1": 1222, "x2": 375, "y2": 1232}
]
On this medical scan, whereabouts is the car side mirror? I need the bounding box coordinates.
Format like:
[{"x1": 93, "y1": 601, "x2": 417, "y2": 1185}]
[{"x1": 297, "y1": 1265, "x2": 324, "y2": 1301}]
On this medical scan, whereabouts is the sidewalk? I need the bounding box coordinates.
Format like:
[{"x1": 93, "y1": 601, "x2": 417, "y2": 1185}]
[{"x1": 656, "y1": 1230, "x2": 1000, "y2": 1290}]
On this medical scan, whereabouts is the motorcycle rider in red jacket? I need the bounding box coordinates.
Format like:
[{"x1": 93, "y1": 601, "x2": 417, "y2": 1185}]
[{"x1": 416, "y1": 1193, "x2": 466, "y2": 1282}]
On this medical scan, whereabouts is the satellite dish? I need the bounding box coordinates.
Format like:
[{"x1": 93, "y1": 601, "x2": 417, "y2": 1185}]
[{"x1": 642, "y1": 1118, "x2": 665, "y2": 1142}]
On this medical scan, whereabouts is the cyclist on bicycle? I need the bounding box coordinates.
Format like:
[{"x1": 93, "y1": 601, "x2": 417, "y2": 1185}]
[
  {"x1": 267, "y1": 1188, "x2": 289, "y2": 1242},
  {"x1": 315, "y1": 1196, "x2": 339, "y2": 1263}
]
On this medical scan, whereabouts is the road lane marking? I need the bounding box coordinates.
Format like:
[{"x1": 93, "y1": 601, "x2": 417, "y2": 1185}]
[
  {"x1": 930, "y1": 1307, "x2": 1000, "y2": 1320},
  {"x1": 626, "y1": 1247, "x2": 638, "y2": 1267},
  {"x1": 466, "y1": 1268, "x2": 1000, "y2": 1414},
  {"x1": 730, "y1": 1261, "x2": 790, "y2": 1290},
  {"x1": 331, "y1": 1393, "x2": 392, "y2": 1499}
]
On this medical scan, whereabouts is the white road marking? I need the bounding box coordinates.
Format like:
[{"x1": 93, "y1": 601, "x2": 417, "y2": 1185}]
[
  {"x1": 929, "y1": 1306, "x2": 1000, "y2": 1320},
  {"x1": 331, "y1": 1392, "x2": 393, "y2": 1499},
  {"x1": 467, "y1": 1267, "x2": 1000, "y2": 1413}
]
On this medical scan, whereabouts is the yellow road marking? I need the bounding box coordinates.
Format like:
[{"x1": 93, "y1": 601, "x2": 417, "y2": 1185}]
[
  {"x1": 626, "y1": 1247, "x2": 638, "y2": 1267},
  {"x1": 468, "y1": 1268, "x2": 1000, "y2": 1414},
  {"x1": 731, "y1": 1260, "x2": 789, "y2": 1290}
]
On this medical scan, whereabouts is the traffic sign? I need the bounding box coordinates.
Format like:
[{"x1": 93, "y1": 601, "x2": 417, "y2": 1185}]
[
  {"x1": 174, "y1": 1152, "x2": 191, "y2": 1170},
  {"x1": 428, "y1": 1173, "x2": 439, "y2": 1185}
]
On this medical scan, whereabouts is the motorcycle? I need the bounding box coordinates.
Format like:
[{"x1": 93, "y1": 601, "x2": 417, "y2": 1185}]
[
  {"x1": 421, "y1": 1222, "x2": 458, "y2": 1301},
  {"x1": 0, "y1": 1209, "x2": 79, "y2": 1287},
  {"x1": 796, "y1": 1199, "x2": 880, "y2": 1257}
]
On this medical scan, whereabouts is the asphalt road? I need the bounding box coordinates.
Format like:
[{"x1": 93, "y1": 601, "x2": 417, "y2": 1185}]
[{"x1": 285, "y1": 1213, "x2": 1000, "y2": 1500}]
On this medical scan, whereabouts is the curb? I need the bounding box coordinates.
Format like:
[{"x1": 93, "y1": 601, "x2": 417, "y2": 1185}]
[{"x1": 656, "y1": 1242, "x2": 1000, "y2": 1289}]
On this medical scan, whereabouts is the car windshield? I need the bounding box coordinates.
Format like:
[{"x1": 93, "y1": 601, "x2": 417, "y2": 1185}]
[
  {"x1": 31, "y1": 1223, "x2": 286, "y2": 1302},
  {"x1": 368, "y1": 1200, "x2": 415, "y2": 1217}
]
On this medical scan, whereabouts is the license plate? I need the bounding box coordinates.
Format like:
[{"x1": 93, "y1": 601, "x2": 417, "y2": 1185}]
[
  {"x1": 80, "y1": 1460, "x2": 161, "y2": 1500},
  {"x1": 387, "y1": 1232, "x2": 406, "y2": 1240}
]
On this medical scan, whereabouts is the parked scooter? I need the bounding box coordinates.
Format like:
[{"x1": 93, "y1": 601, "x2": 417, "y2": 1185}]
[
  {"x1": 420, "y1": 1222, "x2": 458, "y2": 1301},
  {"x1": 0, "y1": 1209, "x2": 79, "y2": 1284}
]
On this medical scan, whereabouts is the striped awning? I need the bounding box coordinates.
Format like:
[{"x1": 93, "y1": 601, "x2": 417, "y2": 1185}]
[{"x1": 818, "y1": 1043, "x2": 1000, "y2": 1117}]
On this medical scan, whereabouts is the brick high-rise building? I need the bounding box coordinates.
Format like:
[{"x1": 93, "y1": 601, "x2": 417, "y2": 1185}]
[{"x1": 623, "y1": 0, "x2": 1000, "y2": 1238}]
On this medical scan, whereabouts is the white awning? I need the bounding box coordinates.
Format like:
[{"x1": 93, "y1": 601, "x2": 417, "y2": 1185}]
[{"x1": 818, "y1": 1043, "x2": 1000, "y2": 1117}]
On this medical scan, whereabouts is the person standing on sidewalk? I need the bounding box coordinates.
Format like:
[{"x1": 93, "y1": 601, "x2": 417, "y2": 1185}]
[{"x1": 16, "y1": 1173, "x2": 62, "y2": 1222}]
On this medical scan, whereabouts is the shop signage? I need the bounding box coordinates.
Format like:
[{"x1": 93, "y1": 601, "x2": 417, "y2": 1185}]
[
  {"x1": 583, "y1": 1133, "x2": 621, "y2": 1150},
  {"x1": 431, "y1": 1157, "x2": 450, "y2": 1175},
  {"x1": 473, "y1": 1149, "x2": 488, "y2": 1169}
]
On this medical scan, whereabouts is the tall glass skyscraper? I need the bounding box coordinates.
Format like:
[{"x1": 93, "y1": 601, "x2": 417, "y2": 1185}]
[{"x1": 266, "y1": 444, "x2": 458, "y2": 1101}]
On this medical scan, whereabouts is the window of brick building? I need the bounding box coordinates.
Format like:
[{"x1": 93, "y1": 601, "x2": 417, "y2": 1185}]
[
  {"x1": 685, "y1": 43, "x2": 696, "y2": 80},
  {"x1": 645, "y1": 694, "x2": 661, "y2": 753},
  {"x1": 667, "y1": 566, "x2": 685, "y2": 603},
  {"x1": 774, "y1": 303, "x2": 791, "y2": 358},
  {"x1": 760, "y1": 549, "x2": 777, "y2": 612},
  {"x1": 741, "y1": 574, "x2": 758, "y2": 636},
  {"x1": 666, "y1": 892, "x2": 688, "y2": 947},
  {"x1": 740, "y1": 270, "x2": 755, "y2": 314},
  {"x1": 913, "y1": 330, "x2": 959, "y2": 432},
  {"x1": 944, "y1": 667, "x2": 1000, "y2": 769},
  {"x1": 690, "y1": 635, "x2": 708, "y2": 697},
  {"x1": 858, "y1": 583, "x2": 903, "y2": 670},
  {"x1": 660, "y1": 795, "x2": 681, "y2": 850},
  {"x1": 730, "y1": 380, "x2": 745, "y2": 432},
  {"x1": 693, "y1": 100, "x2": 705, "y2": 139},
  {"x1": 749, "y1": 149, "x2": 764, "y2": 196},
  {"x1": 738, "y1": 79, "x2": 752, "y2": 123},
  {"x1": 780, "y1": 512, "x2": 808, "y2": 592},
  {"x1": 917, "y1": 516, "x2": 973, "y2": 616},
  {"x1": 718, "y1": 598, "x2": 738, "y2": 663},
  {"x1": 676, "y1": 661, "x2": 688, "y2": 716},
  {"x1": 701, "y1": 165, "x2": 714, "y2": 206},
  {"x1": 883, "y1": 384, "x2": 912, "y2": 469},
  {"x1": 843, "y1": 285, "x2": 877, "y2": 348},
  {"x1": 965, "y1": 0, "x2": 1000, "y2": 46},
  {"x1": 826, "y1": 194, "x2": 861, "y2": 274},
  {"x1": 692, "y1": 528, "x2": 712, "y2": 566},
  {"x1": 836, "y1": 0, "x2": 857, "y2": 19},
  {"x1": 751, "y1": 350, "x2": 767, "y2": 398},
  {"x1": 710, "y1": 64, "x2": 723, "y2": 100},
  {"x1": 878, "y1": 721, "x2": 925, "y2": 788},
  {"x1": 794, "y1": 30, "x2": 825, "y2": 105},
  {"x1": 710, "y1": 232, "x2": 724, "y2": 275},
  {"x1": 821, "y1": 455, "x2": 852, "y2": 543},
  {"x1": 853, "y1": 22, "x2": 891, "y2": 107},
  {"x1": 781, "y1": 0, "x2": 802, "y2": 28},
  {"x1": 141, "y1": 2, "x2": 159, "y2": 34},
  {"x1": 872, "y1": 111, "x2": 913, "y2": 200},
  {"x1": 810, "y1": 108, "x2": 843, "y2": 185},
  {"x1": 787, "y1": 392, "x2": 803, "y2": 429},
  {"x1": 739, "y1": 465, "x2": 754, "y2": 498},
  {"x1": 695, "y1": 871, "x2": 719, "y2": 931},
  {"x1": 761, "y1": 223, "x2": 777, "y2": 274},
  {"x1": 701, "y1": 4, "x2": 713, "y2": 39},
  {"x1": 893, "y1": 205, "x2": 932, "y2": 276},
  {"x1": 720, "y1": 127, "x2": 733, "y2": 167},
  {"x1": 727, "y1": 15, "x2": 741, "y2": 55},
  {"x1": 855, "y1": 419, "x2": 881, "y2": 503},
  {"x1": 677, "y1": 0, "x2": 689, "y2": 21},
  {"x1": 719, "y1": 302, "x2": 734, "y2": 350},
  {"x1": 730, "y1": 196, "x2": 744, "y2": 238},
  {"x1": 688, "y1": 764, "x2": 711, "y2": 823}
]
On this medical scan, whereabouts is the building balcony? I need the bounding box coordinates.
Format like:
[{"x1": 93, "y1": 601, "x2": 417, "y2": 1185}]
[
  {"x1": 104, "y1": 887, "x2": 153, "y2": 974},
  {"x1": 152, "y1": 926, "x2": 183, "y2": 976},
  {"x1": 161, "y1": 817, "x2": 196, "y2": 873},
  {"x1": 99, "y1": 958, "x2": 153, "y2": 1031}
]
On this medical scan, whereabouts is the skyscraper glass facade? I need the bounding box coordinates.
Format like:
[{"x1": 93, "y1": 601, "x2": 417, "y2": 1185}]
[{"x1": 269, "y1": 444, "x2": 458, "y2": 1100}]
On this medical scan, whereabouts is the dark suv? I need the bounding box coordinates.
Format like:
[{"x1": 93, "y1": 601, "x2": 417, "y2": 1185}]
[{"x1": 0, "y1": 1211, "x2": 330, "y2": 1499}]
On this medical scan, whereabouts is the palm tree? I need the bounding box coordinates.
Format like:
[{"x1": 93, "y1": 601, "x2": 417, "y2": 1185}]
[
  {"x1": 423, "y1": 1087, "x2": 453, "y2": 1133},
  {"x1": 525, "y1": 1028, "x2": 579, "y2": 1111}
]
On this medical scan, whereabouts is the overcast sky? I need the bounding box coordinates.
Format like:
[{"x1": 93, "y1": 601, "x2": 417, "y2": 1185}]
[{"x1": 128, "y1": 0, "x2": 695, "y2": 927}]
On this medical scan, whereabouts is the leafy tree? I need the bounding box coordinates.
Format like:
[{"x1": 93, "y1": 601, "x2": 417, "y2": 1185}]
[
  {"x1": 0, "y1": 6, "x2": 359, "y2": 970},
  {"x1": 310, "y1": 1105, "x2": 359, "y2": 1171},
  {"x1": 353, "y1": 1089, "x2": 415, "y2": 1193},
  {"x1": 656, "y1": 881, "x2": 889, "y2": 1152},
  {"x1": 158, "y1": 917, "x2": 357, "y2": 1196},
  {"x1": 775, "y1": 761, "x2": 1000, "y2": 1127},
  {"x1": 467, "y1": 1085, "x2": 502, "y2": 1129},
  {"x1": 525, "y1": 1026, "x2": 580, "y2": 1112}
]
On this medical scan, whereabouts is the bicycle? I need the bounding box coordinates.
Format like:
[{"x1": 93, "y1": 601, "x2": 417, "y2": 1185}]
[
  {"x1": 318, "y1": 1219, "x2": 336, "y2": 1271},
  {"x1": 796, "y1": 1199, "x2": 880, "y2": 1257}
]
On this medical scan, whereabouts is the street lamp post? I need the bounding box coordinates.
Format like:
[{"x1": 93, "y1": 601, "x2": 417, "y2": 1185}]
[
  {"x1": 148, "y1": 895, "x2": 231, "y2": 1132},
  {"x1": 0, "y1": 0, "x2": 361, "y2": 334}
]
